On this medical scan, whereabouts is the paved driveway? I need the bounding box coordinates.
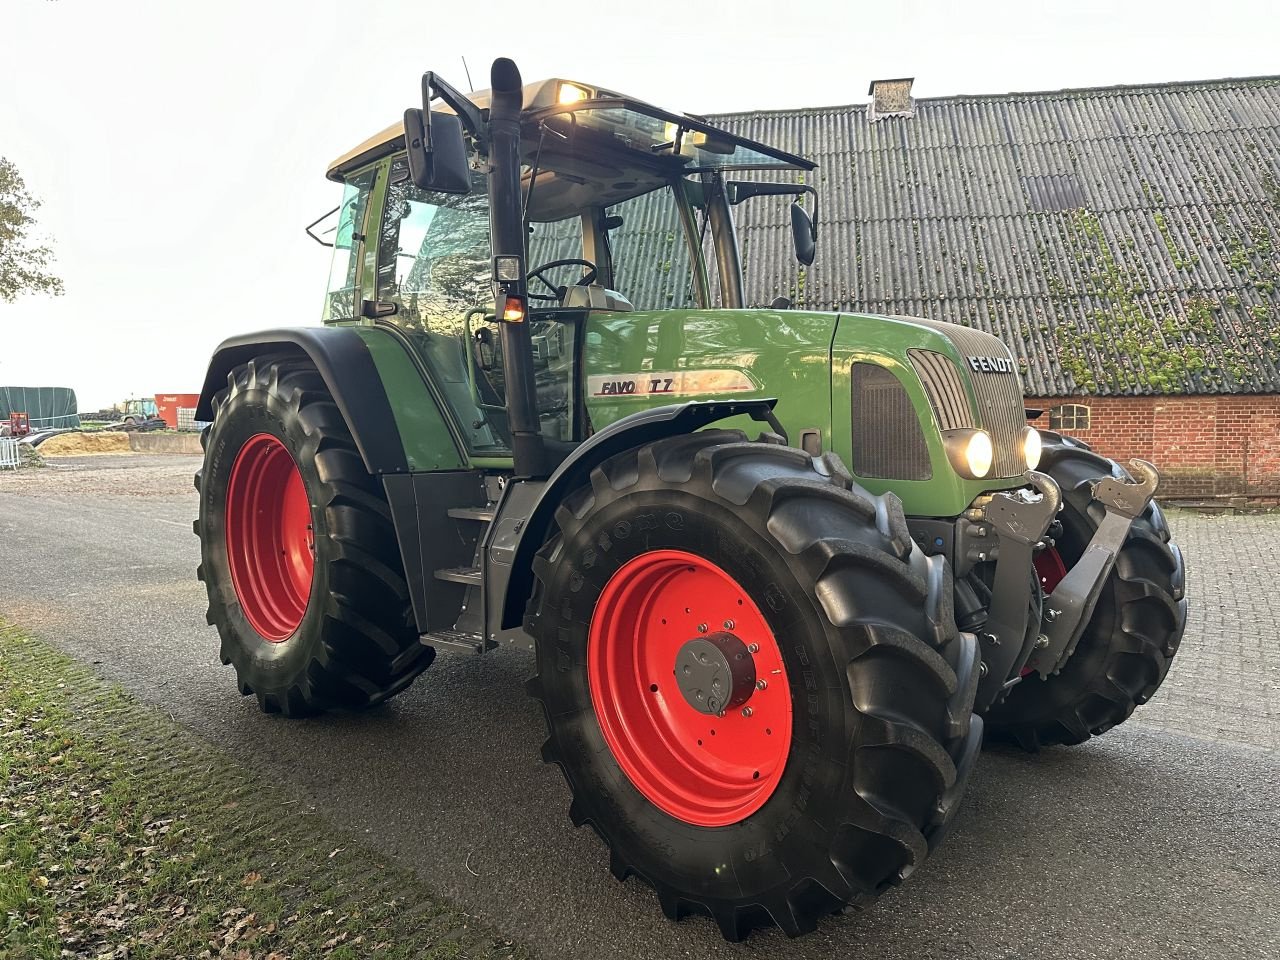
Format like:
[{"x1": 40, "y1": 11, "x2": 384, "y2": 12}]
[{"x1": 2, "y1": 455, "x2": 1277, "y2": 959}]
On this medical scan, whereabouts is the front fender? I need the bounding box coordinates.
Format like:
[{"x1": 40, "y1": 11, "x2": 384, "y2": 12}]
[{"x1": 497, "y1": 398, "x2": 781, "y2": 630}]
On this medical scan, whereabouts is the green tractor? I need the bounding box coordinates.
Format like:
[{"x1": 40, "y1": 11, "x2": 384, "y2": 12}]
[{"x1": 194, "y1": 59, "x2": 1187, "y2": 939}]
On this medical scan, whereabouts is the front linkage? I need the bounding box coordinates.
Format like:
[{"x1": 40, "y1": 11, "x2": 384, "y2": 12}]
[{"x1": 970, "y1": 459, "x2": 1162, "y2": 711}]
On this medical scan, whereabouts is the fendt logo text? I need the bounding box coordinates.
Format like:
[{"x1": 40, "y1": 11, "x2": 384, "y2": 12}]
[{"x1": 966, "y1": 355, "x2": 1016, "y2": 374}]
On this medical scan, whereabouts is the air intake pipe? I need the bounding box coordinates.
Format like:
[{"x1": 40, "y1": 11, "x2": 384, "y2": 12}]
[{"x1": 488, "y1": 58, "x2": 549, "y2": 478}]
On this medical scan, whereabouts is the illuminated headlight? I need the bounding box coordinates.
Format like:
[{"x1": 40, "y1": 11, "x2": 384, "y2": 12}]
[
  {"x1": 944, "y1": 429, "x2": 993, "y2": 479},
  {"x1": 557, "y1": 82, "x2": 592, "y2": 104},
  {"x1": 1022, "y1": 426, "x2": 1043, "y2": 471}
]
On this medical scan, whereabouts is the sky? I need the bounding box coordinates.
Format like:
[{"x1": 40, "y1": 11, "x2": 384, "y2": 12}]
[{"x1": 2, "y1": 0, "x2": 1277, "y2": 409}]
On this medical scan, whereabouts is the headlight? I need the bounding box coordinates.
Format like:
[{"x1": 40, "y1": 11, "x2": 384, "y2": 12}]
[
  {"x1": 944, "y1": 429, "x2": 993, "y2": 479},
  {"x1": 557, "y1": 82, "x2": 592, "y2": 104},
  {"x1": 1022, "y1": 426, "x2": 1042, "y2": 471}
]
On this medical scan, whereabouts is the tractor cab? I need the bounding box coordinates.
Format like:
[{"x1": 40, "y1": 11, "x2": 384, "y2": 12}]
[{"x1": 317, "y1": 79, "x2": 818, "y2": 464}]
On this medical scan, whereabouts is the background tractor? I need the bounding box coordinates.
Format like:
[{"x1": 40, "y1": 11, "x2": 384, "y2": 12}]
[{"x1": 194, "y1": 58, "x2": 1188, "y2": 939}]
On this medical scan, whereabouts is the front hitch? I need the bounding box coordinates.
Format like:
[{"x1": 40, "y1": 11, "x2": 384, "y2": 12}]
[
  {"x1": 1023, "y1": 459, "x2": 1161, "y2": 678},
  {"x1": 974, "y1": 470, "x2": 1061, "y2": 709}
]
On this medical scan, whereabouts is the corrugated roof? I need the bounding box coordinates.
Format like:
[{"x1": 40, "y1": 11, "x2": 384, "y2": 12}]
[{"x1": 706, "y1": 76, "x2": 1280, "y2": 396}]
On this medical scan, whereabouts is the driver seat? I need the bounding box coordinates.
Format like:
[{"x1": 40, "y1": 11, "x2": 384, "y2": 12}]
[{"x1": 561, "y1": 284, "x2": 634, "y2": 311}]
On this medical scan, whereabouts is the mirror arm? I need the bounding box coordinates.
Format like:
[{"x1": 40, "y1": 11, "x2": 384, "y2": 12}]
[
  {"x1": 421, "y1": 71, "x2": 486, "y2": 147},
  {"x1": 727, "y1": 180, "x2": 819, "y2": 239}
]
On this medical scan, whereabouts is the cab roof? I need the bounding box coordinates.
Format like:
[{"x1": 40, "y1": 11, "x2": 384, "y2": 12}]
[{"x1": 325, "y1": 77, "x2": 814, "y2": 183}]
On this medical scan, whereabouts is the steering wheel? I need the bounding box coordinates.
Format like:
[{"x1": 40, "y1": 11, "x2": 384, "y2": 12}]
[{"x1": 526, "y1": 258, "x2": 598, "y2": 302}]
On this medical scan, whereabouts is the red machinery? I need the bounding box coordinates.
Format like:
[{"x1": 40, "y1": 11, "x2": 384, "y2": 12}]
[{"x1": 8, "y1": 412, "x2": 30, "y2": 437}]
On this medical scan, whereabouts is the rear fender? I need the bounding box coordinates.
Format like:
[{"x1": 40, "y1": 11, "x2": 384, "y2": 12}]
[{"x1": 196, "y1": 327, "x2": 409, "y2": 474}]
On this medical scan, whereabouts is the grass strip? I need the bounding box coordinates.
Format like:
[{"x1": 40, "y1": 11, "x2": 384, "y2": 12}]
[{"x1": 0, "y1": 621, "x2": 533, "y2": 960}]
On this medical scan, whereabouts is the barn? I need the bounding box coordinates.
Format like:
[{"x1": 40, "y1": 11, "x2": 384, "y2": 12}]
[{"x1": 709, "y1": 75, "x2": 1280, "y2": 499}]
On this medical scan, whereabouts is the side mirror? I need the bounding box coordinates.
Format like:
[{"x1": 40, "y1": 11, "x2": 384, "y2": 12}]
[
  {"x1": 790, "y1": 202, "x2": 816, "y2": 266},
  {"x1": 403, "y1": 109, "x2": 471, "y2": 194}
]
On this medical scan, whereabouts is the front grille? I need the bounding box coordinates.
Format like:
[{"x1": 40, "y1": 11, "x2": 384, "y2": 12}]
[
  {"x1": 909, "y1": 349, "x2": 970, "y2": 431},
  {"x1": 899, "y1": 319, "x2": 1027, "y2": 479},
  {"x1": 851, "y1": 362, "x2": 932, "y2": 480},
  {"x1": 970, "y1": 362, "x2": 1028, "y2": 478}
]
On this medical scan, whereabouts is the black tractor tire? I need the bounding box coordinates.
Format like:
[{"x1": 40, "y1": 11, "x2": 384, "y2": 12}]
[
  {"x1": 985, "y1": 431, "x2": 1188, "y2": 748},
  {"x1": 195, "y1": 355, "x2": 433, "y2": 716},
  {"x1": 526, "y1": 431, "x2": 982, "y2": 940}
]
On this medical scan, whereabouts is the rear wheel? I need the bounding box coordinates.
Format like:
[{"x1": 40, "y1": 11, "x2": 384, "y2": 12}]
[
  {"x1": 527, "y1": 432, "x2": 981, "y2": 939},
  {"x1": 986, "y1": 432, "x2": 1188, "y2": 747},
  {"x1": 195, "y1": 355, "x2": 433, "y2": 716}
]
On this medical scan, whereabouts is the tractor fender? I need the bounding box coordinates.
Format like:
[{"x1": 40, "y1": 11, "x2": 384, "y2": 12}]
[
  {"x1": 497, "y1": 398, "x2": 781, "y2": 630},
  {"x1": 196, "y1": 327, "x2": 409, "y2": 475}
]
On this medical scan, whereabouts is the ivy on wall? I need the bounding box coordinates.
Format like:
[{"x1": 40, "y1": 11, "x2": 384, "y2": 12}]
[{"x1": 1038, "y1": 153, "x2": 1278, "y2": 394}]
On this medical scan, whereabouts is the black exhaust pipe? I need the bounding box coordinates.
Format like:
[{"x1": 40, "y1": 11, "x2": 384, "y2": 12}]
[{"x1": 488, "y1": 58, "x2": 548, "y2": 478}]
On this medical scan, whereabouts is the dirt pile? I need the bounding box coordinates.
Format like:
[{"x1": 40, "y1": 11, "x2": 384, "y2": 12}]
[{"x1": 39, "y1": 432, "x2": 132, "y2": 456}]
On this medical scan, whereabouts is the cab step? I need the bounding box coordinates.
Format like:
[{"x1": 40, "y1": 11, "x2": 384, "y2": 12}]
[
  {"x1": 421, "y1": 630, "x2": 495, "y2": 655},
  {"x1": 434, "y1": 566, "x2": 482, "y2": 586}
]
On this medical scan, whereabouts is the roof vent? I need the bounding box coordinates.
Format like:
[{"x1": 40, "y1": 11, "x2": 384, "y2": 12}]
[{"x1": 867, "y1": 78, "x2": 915, "y2": 121}]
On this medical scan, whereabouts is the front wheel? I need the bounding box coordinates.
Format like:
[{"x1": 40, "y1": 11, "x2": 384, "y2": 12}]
[
  {"x1": 195, "y1": 355, "x2": 433, "y2": 716},
  {"x1": 527, "y1": 432, "x2": 981, "y2": 939},
  {"x1": 985, "y1": 432, "x2": 1188, "y2": 748}
]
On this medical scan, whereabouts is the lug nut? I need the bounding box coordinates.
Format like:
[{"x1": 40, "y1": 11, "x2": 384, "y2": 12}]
[
  {"x1": 697, "y1": 623, "x2": 708, "y2": 634},
  {"x1": 723, "y1": 619, "x2": 735, "y2": 630},
  {"x1": 747, "y1": 643, "x2": 760, "y2": 654},
  {"x1": 741, "y1": 707, "x2": 753, "y2": 718},
  {"x1": 755, "y1": 679, "x2": 768, "y2": 691}
]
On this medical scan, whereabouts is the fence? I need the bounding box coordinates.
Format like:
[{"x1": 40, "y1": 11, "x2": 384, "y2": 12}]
[{"x1": 0, "y1": 438, "x2": 20, "y2": 470}]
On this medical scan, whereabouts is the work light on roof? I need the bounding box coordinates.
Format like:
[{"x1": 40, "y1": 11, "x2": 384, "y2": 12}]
[{"x1": 557, "y1": 82, "x2": 592, "y2": 104}]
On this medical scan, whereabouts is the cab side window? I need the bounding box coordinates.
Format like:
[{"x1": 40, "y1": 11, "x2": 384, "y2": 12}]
[{"x1": 322, "y1": 168, "x2": 376, "y2": 321}]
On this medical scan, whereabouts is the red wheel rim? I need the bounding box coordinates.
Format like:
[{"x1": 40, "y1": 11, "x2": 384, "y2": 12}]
[
  {"x1": 225, "y1": 433, "x2": 315, "y2": 642},
  {"x1": 588, "y1": 549, "x2": 792, "y2": 827}
]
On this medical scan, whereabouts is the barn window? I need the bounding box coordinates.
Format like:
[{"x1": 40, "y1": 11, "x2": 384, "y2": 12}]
[{"x1": 1049, "y1": 404, "x2": 1091, "y2": 430}]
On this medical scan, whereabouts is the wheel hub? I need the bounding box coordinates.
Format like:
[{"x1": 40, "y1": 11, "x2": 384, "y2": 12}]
[{"x1": 675, "y1": 633, "x2": 756, "y2": 715}]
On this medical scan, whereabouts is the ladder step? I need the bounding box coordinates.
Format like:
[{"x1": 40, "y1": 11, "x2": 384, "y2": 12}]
[
  {"x1": 421, "y1": 630, "x2": 494, "y2": 655},
  {"x1": 434, "y1": 565, "x2": 483, "y2": 586},
  {"x1": 448, "y1": 505, "x2": 496, "y2": 522}
]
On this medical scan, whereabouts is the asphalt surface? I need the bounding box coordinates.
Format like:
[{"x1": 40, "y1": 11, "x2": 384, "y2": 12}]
[{"x1": 3, "y1": 454, "x2": 1278, "y2": 959}]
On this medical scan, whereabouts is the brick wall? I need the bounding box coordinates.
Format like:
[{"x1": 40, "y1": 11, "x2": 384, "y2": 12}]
[{"x1": 1026, "y1": 395, "x2": 1280, "y2": 499}]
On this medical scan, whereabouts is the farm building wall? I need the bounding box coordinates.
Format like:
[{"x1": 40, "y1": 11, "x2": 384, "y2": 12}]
[{"x1": 1026, "y1": 395, "x2": 1280, "y2": 499}]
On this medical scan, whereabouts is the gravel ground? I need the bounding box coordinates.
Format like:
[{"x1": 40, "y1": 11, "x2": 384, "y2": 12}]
[
  {"x1": 1, "y1": 455, "x2": 1278, "y2": 959},
  {"x1": 0, "y1": 454, "x2": 199, "y2": 500}
]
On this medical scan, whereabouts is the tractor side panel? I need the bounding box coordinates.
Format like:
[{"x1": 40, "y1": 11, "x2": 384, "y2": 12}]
[
  {"x1": 350, "y1": 326, "x2": 467, "y2": 472},
  {"x1": 582, "y1": 308, "x2": 1023, "y2": 518},
  {"x1": 583, "y1": 308, "x2": 836, "y2": 447}
]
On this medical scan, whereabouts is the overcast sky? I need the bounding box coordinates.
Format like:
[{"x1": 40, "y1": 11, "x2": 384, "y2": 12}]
[{"x1": 2, "y1": 0, "x2": 1277, "y2": 409}]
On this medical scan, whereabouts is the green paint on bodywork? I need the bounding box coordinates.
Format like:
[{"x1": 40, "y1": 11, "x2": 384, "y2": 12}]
[
  {"x1": 351, "y1": 326, "x2": 467, "y2": 471},
  {"x1": 584, "y1": 307, "x2": 836, "y2": 450},
  {"x1": 343, "y1": 303, "x2": 1028, "y2": 518},
  {"x1": 583, "y1": 308, "x2": 1025, "y2": 517}
]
